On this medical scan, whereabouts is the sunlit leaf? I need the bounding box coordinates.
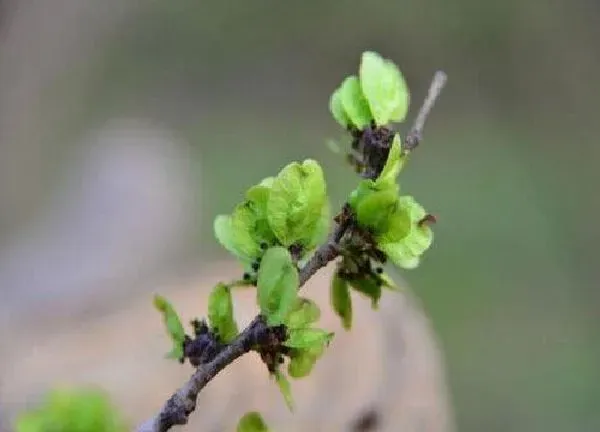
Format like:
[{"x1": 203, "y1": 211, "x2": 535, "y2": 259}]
[
  {"x1": 359, "y1": 51, "x2": 410, "y2": 125},
  {"x1": 329, "y1": 86, "x2": 352, "y2": 128},
  {"x1": 339, "y1": 75, "x2": 373, "y2": 130},
  {"x1": 285, "y1": 297, "x2": 321, "y2": 329},
  {"x1": 288, "y1": 351, "x2": 317, "y2": 379}
]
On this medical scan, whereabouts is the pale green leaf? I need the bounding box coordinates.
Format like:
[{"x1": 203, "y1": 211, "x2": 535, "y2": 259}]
[
  {"x1": 257, "y1": 247, "x2": 299, "y2": 326},
  {"x1": 359, "y1": 51, "x2": 410, "y2": 125},
  {"x1": 267, "y1": 160, "x2": 327, "y2": 248},
  {"x1": 339, "y1": 75, "x2": 373, "y2": 129},
  {"x1": 329, "y1": 86, "x2": 352, "y2": 128},
  {"x1": 379, "y1": 242, "x2": 421, "y2": 269},
  {"x1": 355, "y1": 188, "x2": 399, "y2": 234}
]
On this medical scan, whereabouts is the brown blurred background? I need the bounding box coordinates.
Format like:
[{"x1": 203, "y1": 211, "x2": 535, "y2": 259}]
[{"x1": 0, "y1": 1, "x2": 599, "y2": 431}]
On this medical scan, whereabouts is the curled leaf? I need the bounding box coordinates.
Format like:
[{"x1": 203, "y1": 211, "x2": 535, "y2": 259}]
[
  {"x1": 208, "y1": 283, "x2": 238, "y2": 343},
  {"x1": 331, "y1": 273, "x2": 353, "y2": 330},
  {"x1": 153, "y1": 295, "x2": 186, "y2": 360},
  {"x1": 257, "y1": 247, "x2": 299, "y2": 326}
]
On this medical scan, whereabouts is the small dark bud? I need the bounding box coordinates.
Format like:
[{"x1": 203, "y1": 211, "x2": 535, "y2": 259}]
[
  {"x1": 260, "y1": 242, "x2": 269, "y2": 250},
  {"x1": 243, "y1": 272, "x2": 252, "y2": 281},
  {"x1": 251, "y1": 262, "x2": 260, "y2": 271},
  {"x1": 375, "y1": 267, "x2": 383, "y2": 274}
]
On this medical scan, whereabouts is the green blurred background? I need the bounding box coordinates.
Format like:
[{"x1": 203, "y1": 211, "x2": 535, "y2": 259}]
[{"x1": 1, "y1": 1, "x2": 599, "y2": 431}]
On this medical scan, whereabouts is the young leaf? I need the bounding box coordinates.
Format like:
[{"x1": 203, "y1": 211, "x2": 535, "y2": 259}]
[
  {"x1": 304, "y1": 198, "x2": 331, "y2": 252},
  {"x1": 377, "y1": 195, "x2": 434, "y2": 269},
  {"x1": 274, "y1": 370, "x2": 295, "y2": 411},
  {"x1": 339, "y1": 75, "x2": 373, "y2": 130},
  {"x1": 331, "y1": 273, "x2": 353, "y2": 330},
  {"x1": 348, "y1": 276, "x2": 382, "y2": 309},
  {"x1": 208, "y1": 283, "x2": 238, "y2": 343},
  {"x1": 267, "y1": 160, "x2": 327, "y2": 248},
  {"x1": 374, "y1": 133, "x2": 405, "y2": 189},
  {"x1": 284, "y1": 328, "x2": 334, "y2": 350},
  {"x1": 355, "y1": 188, "x2": 399, "y2": 234},
  {"x1": 214, "y1": 214, "x2": 259, "y2": 263},
  {"x1": 378, "y1": 242, "x2": 421, "y2": 269},
  {"x1": 359, "y1": 51, "x2": 410, "y2": 126},
  {"x1": 153, "y1": 295, "x2": 186, "y2": 360},
  {"x1": 378, "y1": 271, "x2": 402, "y2": 291},
  {"x1": 285, "y1": 297, "x2": 321, "y2": 329},
  {"x1": 237, "y1": 412, "x2": 270, "y2": 432},
  {"x1": 329, "y1": 86, "x2": 352, "y2": 128},
  {"x1": 257, "y1": 247, "x2": 299, "y2": 326},
  {"x1": 231, "y1": 203, "x2": 267, "y2": 257},
  {"x1": 375, "y1": 205, "x2": 411, "y2": 244},
  {"x1": 288, "y1": 351, "x2": 317, "y2": 379}
]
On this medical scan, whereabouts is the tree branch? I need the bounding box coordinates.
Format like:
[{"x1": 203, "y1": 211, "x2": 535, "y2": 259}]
[
  {"x1": 136, "y1": 217, "x2": 353, "y2": 432},
  {"x1": 137, "y1": 70, "x2": 446, "y2": 432}
]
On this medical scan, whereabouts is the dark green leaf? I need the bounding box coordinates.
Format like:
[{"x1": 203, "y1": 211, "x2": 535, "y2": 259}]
[
  {"x1": 208, "y1": 283, "x2": 239, "y2": 343},
  {"x1": 348, "y1": 276, "x2": 382, "y2": 309},
  {"x1": 257, "y1": 247, "x2": 299, "y2": 326},
  {"x1": 331, "y1": 273, "x2": 353, "y2": 330}
]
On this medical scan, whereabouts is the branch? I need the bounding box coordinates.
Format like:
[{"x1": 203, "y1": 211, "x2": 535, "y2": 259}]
[
  {"x1": 137, "y1": 71, "x2": 447, "y2": 432},
  {"x1": 136, "y1": 218, "x2": 352, "y2": 432},
  {"x1": 404, "y1": 70, "x2": 447, "y2": 151}
]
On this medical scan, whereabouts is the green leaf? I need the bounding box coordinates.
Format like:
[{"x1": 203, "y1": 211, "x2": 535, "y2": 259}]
[
  {"x1": 304, "y1": 198, "x2": 331, "y2": 251},
  {"x1": 284, "y1": 328, "x2": 334, "y2": 350},
  {"x1": 285, "y1": 297, "x2": 321, "y2": 329},
  {"x1": 274, "y1": 370, "x2": 295, "y2": 411},
  {"x1": 374, "y1": 133, "x2": 405, "y2": 189},
  {"x1": 359, "y1": 51, "x2": 410, "y2": 125},
  {"x1": 378, "y1": 242, "x2": 420, "y2": 269},
  {"x1": 348, "y1": 276, "x2": 382, "y2": 309},
  {"x1": 378, "y1": 271, "x2": 402, "y2": 291},
  {"x1": 377, "y1": 195, "x2": 434, "y2": 270},
  {"x1": 214, "y1": 214, "x2": 259, "y2": 263},
  {"x1": 257, "y1": 247, "x2": 299, "y2": 326},
  {"x1": 15, "y1": 387, "x2": 127, "y2": 432},
  {"x1": 339, "y1": 75, "x2": 373, "y2": 129},
  {"x1": 208, "y1": 283, "x2": 239, "y2": 343},
  {"x1": 237, "y1": 412, "x2": 270, "y2": 432},
  {"x1": 355, "y1": 188, "x2": 399, "y2": 234},
  {"x1": 153, "y1": 295, "x2": 186, "y2": 360},
  {"x1": 331, "y1": 273, "x2": 352, "y2": 330},
  {"x1": 329, "y1": 86, "x2": 352, "y2": 128},
  {"x1": 288, "y1": 351, "x2": 317, "y2": 379},
  {"x1": 267, "y1": 160, "x2": 327, "y2": 248}
]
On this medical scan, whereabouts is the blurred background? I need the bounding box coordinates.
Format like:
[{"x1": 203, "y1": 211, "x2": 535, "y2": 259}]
[{"x1": 1, "y1": 0, "x2": 599, "y2": 431}]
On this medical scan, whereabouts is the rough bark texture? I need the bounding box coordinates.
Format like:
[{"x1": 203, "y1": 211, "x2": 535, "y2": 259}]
[{"x1": 1, "y1": 261, "x2": 454, "y2": 432}]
